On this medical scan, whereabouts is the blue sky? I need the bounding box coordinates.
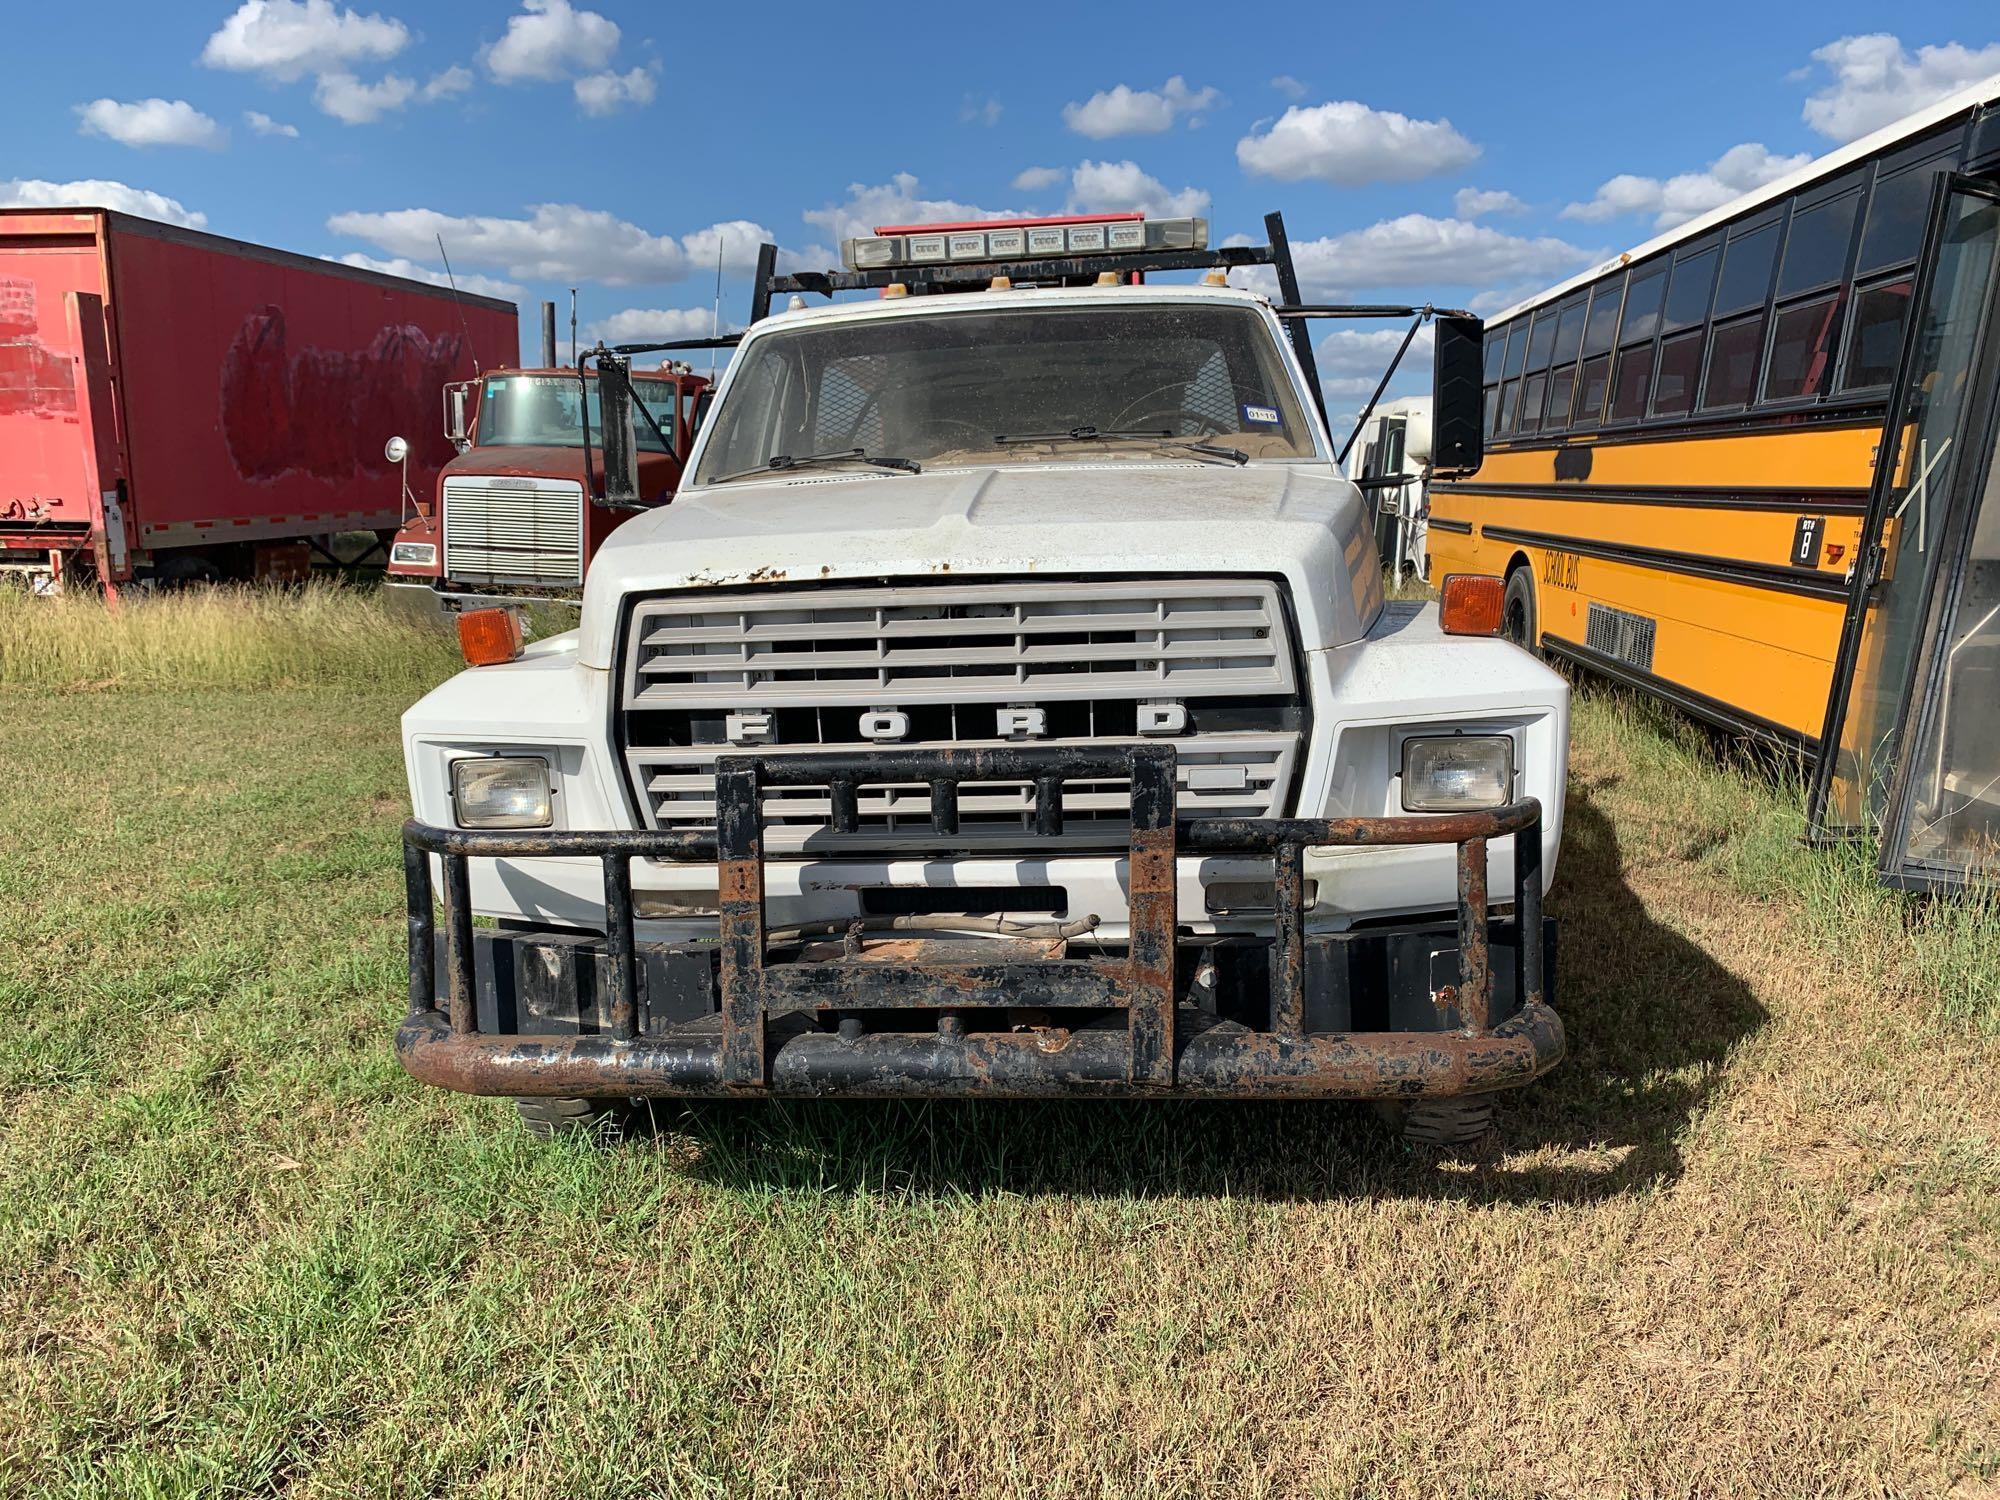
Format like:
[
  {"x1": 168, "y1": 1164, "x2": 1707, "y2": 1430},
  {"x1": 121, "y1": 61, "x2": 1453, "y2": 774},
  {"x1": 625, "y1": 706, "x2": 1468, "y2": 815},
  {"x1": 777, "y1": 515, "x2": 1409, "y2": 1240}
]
[{"x1": 6, "y1": 2, "x2": 1999, "y2": 412}]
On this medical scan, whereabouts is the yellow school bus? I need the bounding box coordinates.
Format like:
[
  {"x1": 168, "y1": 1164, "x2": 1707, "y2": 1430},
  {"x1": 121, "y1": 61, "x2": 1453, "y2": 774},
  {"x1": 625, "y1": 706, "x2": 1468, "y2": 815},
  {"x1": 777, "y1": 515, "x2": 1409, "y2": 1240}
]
[{"x1": 1429, "y1": 75, "x2": 2000, "y2": 889}]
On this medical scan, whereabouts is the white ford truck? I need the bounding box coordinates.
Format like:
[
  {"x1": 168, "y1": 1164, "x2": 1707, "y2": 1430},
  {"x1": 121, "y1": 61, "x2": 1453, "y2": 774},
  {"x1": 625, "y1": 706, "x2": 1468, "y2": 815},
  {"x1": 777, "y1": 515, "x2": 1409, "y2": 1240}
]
[{"x1": 395, "y1": 212, "x2": 1569, "y2": 1144}]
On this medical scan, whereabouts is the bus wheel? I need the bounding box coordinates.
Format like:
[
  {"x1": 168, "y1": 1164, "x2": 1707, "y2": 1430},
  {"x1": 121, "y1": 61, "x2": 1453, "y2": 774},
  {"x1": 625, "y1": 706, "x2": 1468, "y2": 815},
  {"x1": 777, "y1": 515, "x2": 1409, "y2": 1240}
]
[{"x1": 1502, "y1": 567, "x2": 1538, "y2": 652}]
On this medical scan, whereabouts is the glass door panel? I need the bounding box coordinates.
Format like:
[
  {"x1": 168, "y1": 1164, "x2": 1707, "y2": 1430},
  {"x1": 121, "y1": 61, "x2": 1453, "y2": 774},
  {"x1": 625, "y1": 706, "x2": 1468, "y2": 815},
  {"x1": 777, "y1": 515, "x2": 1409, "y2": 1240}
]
[{"x1": 1815, "y1": 182, "x2": 2000, "y2": 837}]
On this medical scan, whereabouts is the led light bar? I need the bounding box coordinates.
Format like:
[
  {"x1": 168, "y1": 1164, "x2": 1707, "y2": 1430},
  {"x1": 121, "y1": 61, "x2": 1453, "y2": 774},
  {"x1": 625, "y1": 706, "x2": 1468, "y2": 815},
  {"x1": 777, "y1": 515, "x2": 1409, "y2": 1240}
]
[{"x1": 841, "y1": 215, "x2": 1209, "y2": 271}]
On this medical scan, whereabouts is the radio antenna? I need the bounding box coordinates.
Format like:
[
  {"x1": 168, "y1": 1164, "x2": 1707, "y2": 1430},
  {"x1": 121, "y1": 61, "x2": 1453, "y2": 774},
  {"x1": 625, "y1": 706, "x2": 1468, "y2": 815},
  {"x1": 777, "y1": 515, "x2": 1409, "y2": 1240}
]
[
  {"x1": 434, "y1": 233, "x2": 479, "y2": 378},
  {"x1": 709, "y1": 235, "x2": 725, "y2": 382},
  {"x1": 570, "y1": 289, "x2": 578, "y2": 367}
]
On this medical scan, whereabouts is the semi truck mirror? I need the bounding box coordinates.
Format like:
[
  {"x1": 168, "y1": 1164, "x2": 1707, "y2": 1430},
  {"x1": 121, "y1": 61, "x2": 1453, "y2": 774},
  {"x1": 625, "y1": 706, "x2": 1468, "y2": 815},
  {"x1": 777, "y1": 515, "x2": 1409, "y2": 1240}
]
[
  {"x1": 1430, "y1": 315, "x2": 1484, "y2": 477},
  {"x1": 596, "y1": 354, "x2": 642, "y2": 508},
  {"x1": 445, "y1": 384, "x2": 470, "y2": 450}
]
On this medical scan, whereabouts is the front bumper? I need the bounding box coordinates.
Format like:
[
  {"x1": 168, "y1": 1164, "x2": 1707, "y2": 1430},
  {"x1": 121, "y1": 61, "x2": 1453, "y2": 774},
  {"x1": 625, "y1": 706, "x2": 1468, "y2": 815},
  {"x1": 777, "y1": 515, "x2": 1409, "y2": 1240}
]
[{"x1": 397, "y1": 746, "x2": 1564, "y2": 1101}]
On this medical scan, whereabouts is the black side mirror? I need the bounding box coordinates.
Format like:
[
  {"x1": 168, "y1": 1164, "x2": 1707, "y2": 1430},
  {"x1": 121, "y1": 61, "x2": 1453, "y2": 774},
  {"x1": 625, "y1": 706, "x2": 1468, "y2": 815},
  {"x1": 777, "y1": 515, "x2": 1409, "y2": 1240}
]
[
  {"x1": 1431, "y1": 315, "x2": 1484, "y2": 476},
  {"x1": 596, "y1": 353, "x2": 641, "y2": 507}
]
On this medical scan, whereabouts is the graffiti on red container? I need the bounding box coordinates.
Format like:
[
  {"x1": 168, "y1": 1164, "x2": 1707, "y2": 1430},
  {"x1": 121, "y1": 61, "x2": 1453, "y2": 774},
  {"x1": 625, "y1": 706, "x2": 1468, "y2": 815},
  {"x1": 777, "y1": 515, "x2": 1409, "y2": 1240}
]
[
  {"x1": 221, "y1": 305, "x2": 465, "y2": 484},
  {"x1": 0, "y1": 280, "x2": 79, "y2": 419}
]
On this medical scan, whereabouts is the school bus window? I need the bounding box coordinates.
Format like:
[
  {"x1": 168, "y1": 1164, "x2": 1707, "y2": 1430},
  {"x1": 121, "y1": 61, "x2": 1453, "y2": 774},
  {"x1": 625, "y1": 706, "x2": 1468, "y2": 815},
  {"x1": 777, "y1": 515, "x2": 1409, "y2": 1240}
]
[
  {"x1": 1858, "y1": 155, "x2": 1952, "y2": 274},
  {"x1": 1545, "y1": 361, "x2": 1578, "y2": 429},
  {"x1": 1715, "y1": 222, "x2": 1780, "y2": 315},
  {"x1": 1502, "y1": 319, "x2": 1529, "y2": 380},
  {"x1": 1651, "y1": 329, "x2": 1704, "y2": 417},
  {"x1": 1482, "y1": 328, "x2": 1507, "y2": 383},
  {"x1": 1553, "y1": 298, "x2": 1588, "y2": 364},
  {"x1": 1575, "y1": 352, "x2": 1612, "y2": 425},
  {"x1": 1519, "y1": 370, "x2": 1547, "y2": 432},
  {"x1": 1618, "y1": 262, "x2": 1668, "y2": 346},
  {"x1": 1777, "y1": 190, "x2": 1862, "y2": 298},
  {"x1": 1701, "y1": 312, "x2": 1767, "y2": 409},
  {"x1": 1482, "y1": 383, "x2": 1499, "y2": 435},
  {"x1": 1662, "y1": 245, "x2": 1720, "y2": 332},
  {"x1": 1763, "y1": 293, "x2": 1843, "y2": 400},
  {"x1": 1498, "y1": 377, "x2": 1521, "y2": 431},
  {"x1": 1582, "y1": 276, "x2": 1625, "y2": 356},
  {"x1": 1609, "y1": 340, "x2": 1656, "y2": 422},
  {"x1": 1839, "y1": 277, "x2": 1915, "y2": 391},
  {"x1": 1525, "y1": 308, "x2": 1559, "y2": 371}
]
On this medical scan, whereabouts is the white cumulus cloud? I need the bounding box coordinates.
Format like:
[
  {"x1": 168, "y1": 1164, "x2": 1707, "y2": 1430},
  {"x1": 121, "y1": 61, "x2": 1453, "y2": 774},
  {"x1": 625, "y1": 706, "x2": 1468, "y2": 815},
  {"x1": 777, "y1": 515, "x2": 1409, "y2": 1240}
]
[
  {"x1": 333, "y1": 253, "x2": 524, "y2": 299},
  {"x1": 1285, "y1": 214, "x2": 1598, "y2": 298},
  {"x1": 75, "y1": 97, "x2": 227, "y2": 150},
  {"x1": 1011, "y1": 166, "x2": 1066, "y2": 193},
  {"x1": 574, "y1": 66, "x2": 655, "y2": 115},
  {"x1": 200, "y1": 0, "x2": 408, "y2": 81},
  {"x1": 585, "y1": 306, "x2": 732, "y2": 344},
  {"x1": 328, "y1": 202, "x2": 779, "y2": 285},
  {"x1": 313, "y1": 71, "x2": 414, "y2": 123},
  {"x1": 1065, "y1": 159, "x2": 1208, "y2": 217},
  {"x1": 485, "y1": 0, "x2": 619, "y2": 83},
  {"x1": 1316, "y1": 325, "x2": 1436, "y2": 401},
  {"x1": 0, "y1": 177, "x2": 206, "y2": 228},
  {"x1": 1453, "y1": 187, "x2": 1526, "y2": 220},
  {"x1": 1562, "y1": 141, "x2": 1810, "y2": 230},
  {"x1": 1800, "y1": 33, "x2": 2000, "y2": 143},
  {"x1": 1237, "y1": 100, "x2": 1479, "y2": 186},
  {"x1": 1270, "y1": 74, "x2": 1307, "y2": 100},
  {"x1": 1062, "y1": 77, "x2": 1219, "y2": 138},
  {"x1": 804, "y1": 174, "x2": 1027, "y2": 245},
  {"x1": 245, "y1": 110, "x2": 299, "y2": 137},
  {"x1": 424, "y1": 65, "x2": 473, "y2": 101}
]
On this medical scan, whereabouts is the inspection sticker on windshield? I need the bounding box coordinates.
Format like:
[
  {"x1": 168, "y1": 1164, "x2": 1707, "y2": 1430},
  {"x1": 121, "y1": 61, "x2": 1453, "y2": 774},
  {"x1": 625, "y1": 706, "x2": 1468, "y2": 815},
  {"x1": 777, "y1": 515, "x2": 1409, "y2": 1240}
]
[
  {"x1": 1241, "y1": 403, "x2": 1280, "y2": 426},
  {"x1": 486, "y1": 380, "x2": 506, "y2": 396}
]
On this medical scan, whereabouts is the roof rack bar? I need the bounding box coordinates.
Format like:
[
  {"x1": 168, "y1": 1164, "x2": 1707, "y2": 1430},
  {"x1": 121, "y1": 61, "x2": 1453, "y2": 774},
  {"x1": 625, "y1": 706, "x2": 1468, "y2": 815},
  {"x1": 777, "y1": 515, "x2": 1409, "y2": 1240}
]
[{"x1": 1264, "y1": 212, "x2": 1326, "y2": 432}]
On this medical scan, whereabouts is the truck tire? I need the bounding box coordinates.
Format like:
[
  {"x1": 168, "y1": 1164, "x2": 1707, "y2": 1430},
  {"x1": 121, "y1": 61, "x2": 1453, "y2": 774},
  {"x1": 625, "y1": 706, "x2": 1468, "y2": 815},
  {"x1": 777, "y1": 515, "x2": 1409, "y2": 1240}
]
[
  {"x1": 514, "y1": 1096, "x2": 630, "y2": 1140},
  {"x1": 1502, "y1": 566, "x2": 1538, "y2": 653},
  {"x1": 1374, "y1": 1096, "x2": 1495, "y2": 1148}
]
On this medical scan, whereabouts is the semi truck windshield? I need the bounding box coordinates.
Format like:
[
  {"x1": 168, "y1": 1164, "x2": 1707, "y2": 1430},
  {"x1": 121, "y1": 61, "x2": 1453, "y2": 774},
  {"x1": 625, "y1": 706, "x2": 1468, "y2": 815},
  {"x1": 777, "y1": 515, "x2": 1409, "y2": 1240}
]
[
  {"x1": 478, "y1": 374, "x2": 677, "y2": 452},
  {"x1": 692, "y1": 303, "x2": 1317, "y2": 484}
]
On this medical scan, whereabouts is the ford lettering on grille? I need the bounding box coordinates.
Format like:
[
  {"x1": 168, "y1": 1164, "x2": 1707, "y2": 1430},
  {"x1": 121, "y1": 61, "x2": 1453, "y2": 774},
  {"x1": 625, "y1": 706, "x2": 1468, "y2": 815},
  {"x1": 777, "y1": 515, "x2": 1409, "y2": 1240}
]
[{"x1": 619, "y1": 578, "x2": 1304, "y2": 851}]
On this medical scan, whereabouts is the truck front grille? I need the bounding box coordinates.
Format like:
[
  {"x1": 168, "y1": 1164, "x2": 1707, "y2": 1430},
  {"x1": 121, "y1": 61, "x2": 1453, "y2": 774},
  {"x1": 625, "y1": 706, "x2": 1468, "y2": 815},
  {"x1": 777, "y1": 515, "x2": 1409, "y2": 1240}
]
[
  {"x1": 620, "y1": 579, "x2": 1304, "y2": 852},
  {"x1": 442, "y1": 476, "x2": 584, "y2": 585}
]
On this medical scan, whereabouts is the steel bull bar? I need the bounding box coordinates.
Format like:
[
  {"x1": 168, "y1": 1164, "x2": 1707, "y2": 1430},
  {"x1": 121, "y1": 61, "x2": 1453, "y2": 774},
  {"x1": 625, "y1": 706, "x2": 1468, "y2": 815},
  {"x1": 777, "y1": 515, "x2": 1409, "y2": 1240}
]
[{"x1": 396, "y1": 746, "x2": 1563, "y2": 1099}]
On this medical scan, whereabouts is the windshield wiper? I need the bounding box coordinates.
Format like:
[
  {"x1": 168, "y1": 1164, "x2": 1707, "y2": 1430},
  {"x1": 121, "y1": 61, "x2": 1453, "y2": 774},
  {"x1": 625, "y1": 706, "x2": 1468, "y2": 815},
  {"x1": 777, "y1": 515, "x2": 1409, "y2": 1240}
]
[
  {"x1": 714, "y1": 447, "x2": 921, "y2": 483},
  {"x1": 994, "y1": 425, "x2": 1172, "y2": 445},
  {"x1": 993, "y1": 425, "x2": 1249, "y2": 466}
]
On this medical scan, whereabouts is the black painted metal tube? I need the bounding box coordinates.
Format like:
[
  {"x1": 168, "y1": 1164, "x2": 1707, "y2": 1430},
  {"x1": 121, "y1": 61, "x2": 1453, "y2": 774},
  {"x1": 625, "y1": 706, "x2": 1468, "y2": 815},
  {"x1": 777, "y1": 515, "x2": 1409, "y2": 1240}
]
[
  {"x1": 443, "y1": 852, "x2": 476, "y2": 1036},
  {"x1": 403, "y1": 840, "x2": 435, "y2": 1019},
  {"x1": 601, "y1": 852, "x2": 638, "y2": 1042},
  {"x1": 1516, "y1": 823, "x2": 1544, "y2": 1005}
]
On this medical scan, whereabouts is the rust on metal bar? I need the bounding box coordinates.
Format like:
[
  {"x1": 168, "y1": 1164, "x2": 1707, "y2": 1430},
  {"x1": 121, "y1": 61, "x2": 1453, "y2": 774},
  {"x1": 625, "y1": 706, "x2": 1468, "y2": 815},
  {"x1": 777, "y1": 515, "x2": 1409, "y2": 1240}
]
[
  {"x1": 1269, "y1": 840, "x2": 1306, "y2": 1034},
  {"x1": 830, "y1": 774, "x2": 859, "y2": 835},
  {"x1": 715, "y1": 761, "x2": 767, "y2": 1085},
  {"x1": 1124, "y1": 744, "x2": 1176, "y2": 1085},
  {"x1": 1182, "y1": 799, "x2": 1538, "y2": 852},
  {"x1": 443, "y1": 851, "x2": 476, "y2": 1036},
  {"x1": 1035, "y1": 773, "x2": 1065, "y2": 837},
  {"x1": 394, "y1": 1001, "x2": 1566, "y2": 1100},
  {"x1": 1456, "y1": 836, "x2": 1489, "y2": 1033}
]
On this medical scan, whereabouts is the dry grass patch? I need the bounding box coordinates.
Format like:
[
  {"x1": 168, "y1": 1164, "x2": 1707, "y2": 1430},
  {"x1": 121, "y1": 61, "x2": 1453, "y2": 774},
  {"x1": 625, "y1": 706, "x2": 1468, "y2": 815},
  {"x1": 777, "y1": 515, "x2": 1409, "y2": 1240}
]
[{"x1": 0, "y1": 594, "x2": 1994, "y2": 1496}]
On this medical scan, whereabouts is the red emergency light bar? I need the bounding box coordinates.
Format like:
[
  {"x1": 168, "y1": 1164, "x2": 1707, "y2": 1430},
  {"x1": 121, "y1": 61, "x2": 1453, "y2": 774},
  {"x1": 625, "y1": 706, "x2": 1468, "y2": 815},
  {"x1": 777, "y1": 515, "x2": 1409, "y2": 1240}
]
[{"x1": 871, "y1": 212, "x2": 1143, "y2": 235}]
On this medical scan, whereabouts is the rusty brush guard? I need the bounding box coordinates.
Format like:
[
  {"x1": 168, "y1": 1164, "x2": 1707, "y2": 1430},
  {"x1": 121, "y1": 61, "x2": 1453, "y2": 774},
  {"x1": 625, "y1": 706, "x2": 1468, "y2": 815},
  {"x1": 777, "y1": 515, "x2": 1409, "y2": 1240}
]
[{"x1": 397, "y1": 746, "x2": 1563, "y2": 1099}]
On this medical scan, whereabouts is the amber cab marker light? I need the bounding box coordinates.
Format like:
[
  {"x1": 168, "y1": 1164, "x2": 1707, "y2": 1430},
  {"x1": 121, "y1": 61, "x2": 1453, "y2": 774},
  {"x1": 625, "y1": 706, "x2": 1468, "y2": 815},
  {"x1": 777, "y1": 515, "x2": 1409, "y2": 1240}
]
[
  {"x1": 1439, "y1": 574, "x2": 1505, "y2": 637},
  {"x1": 457, "y1": 607, "x2": 524, "y2": 667}
]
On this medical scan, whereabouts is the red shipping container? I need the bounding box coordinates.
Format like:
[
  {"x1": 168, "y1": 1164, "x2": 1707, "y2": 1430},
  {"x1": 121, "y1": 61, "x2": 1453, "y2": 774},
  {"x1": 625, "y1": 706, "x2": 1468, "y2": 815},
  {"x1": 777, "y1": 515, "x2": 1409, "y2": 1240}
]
[{"x1": 0, "y1": 207, "x2": 517, "y2": 587}]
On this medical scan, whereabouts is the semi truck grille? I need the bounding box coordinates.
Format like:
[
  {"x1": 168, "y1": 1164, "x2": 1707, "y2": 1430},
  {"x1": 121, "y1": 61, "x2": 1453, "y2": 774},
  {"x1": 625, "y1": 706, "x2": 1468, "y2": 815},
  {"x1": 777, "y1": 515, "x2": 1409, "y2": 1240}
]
[
  {"x1": 620, "y1": 579, "x2": 1304, "y2": 852},
  {"x1": 442, "y1": 477, "x2": 584, "y2": 585}
]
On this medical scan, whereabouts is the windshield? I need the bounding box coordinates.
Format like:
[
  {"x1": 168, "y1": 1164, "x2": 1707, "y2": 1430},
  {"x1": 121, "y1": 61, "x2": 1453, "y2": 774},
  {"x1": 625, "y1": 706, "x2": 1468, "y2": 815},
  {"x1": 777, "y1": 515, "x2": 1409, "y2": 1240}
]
[
  {"x1": 476, "y1": 374, "x2": 678, "y2": 453},
  {"x1": 690, "y1": 302, "x2": 1317, "y2": 484}
]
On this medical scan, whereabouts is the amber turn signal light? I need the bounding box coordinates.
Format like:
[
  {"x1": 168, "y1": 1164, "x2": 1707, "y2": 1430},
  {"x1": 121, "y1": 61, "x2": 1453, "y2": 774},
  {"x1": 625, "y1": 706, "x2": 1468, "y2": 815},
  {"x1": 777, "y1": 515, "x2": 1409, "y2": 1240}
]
[
  {"x1": 1439, "y1": 574, "x2": 1506, "y2": 637},
  {"x1": 457, "y1": 607, "x2": 524, "y2": 667}
]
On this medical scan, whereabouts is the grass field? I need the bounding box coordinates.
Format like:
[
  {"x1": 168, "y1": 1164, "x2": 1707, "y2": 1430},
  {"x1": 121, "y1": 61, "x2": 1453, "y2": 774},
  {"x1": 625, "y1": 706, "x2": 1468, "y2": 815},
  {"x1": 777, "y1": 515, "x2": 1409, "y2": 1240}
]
[{"x1": 2, "y1": 588, "x2": 1997, "y2": 1497}]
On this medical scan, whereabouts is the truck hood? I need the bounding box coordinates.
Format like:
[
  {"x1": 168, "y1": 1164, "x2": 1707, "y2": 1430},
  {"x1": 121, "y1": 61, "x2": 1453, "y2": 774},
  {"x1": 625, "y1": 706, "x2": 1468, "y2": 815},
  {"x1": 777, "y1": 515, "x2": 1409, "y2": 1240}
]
[{"x1": 575, "y1": 461, "x2": 1381, "y2": 668}]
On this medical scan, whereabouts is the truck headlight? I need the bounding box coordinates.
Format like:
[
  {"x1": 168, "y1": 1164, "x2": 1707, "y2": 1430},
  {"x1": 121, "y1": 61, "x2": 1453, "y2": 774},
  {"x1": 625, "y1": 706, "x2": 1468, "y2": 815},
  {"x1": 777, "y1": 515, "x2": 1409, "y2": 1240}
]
[
  {"x1": 451, "y1": 756, "x2": 552, "y2": 828},
  {"x1": 1400, "y1": 735, "x2": 1514, "y2": 811},
  {"x1": 391, "y1": 541, "x2": 437, "y2": 566}
]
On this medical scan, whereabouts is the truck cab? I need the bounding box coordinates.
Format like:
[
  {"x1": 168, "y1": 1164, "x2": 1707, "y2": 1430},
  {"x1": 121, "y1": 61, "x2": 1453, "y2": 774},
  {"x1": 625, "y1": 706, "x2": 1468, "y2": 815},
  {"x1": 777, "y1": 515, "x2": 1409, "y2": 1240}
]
[
  {"x1": 393, "y1": 213, "x2": 1571, "y2": 1143},
  {"x1": 385, "y1": 364, "x2": 709, "y2": 604}
]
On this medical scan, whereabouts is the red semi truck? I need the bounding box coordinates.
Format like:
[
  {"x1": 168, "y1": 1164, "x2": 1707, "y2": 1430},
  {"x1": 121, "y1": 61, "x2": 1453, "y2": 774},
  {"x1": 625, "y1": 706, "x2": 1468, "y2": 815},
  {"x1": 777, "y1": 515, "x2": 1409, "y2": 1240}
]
[
  {"x1": 383, "y1": 361, "x2": 711, "y2": 605},
  {"x1": 0, "y1": 207, "x2": 516, "y2": 592}
]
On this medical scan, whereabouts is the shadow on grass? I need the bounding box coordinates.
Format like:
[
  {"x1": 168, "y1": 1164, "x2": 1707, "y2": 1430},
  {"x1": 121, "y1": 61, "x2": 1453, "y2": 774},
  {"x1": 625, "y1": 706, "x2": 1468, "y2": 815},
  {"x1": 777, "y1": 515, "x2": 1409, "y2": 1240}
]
[{"x1": 618, "y1": 778, "x2": 1764, "y2": 1205}]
